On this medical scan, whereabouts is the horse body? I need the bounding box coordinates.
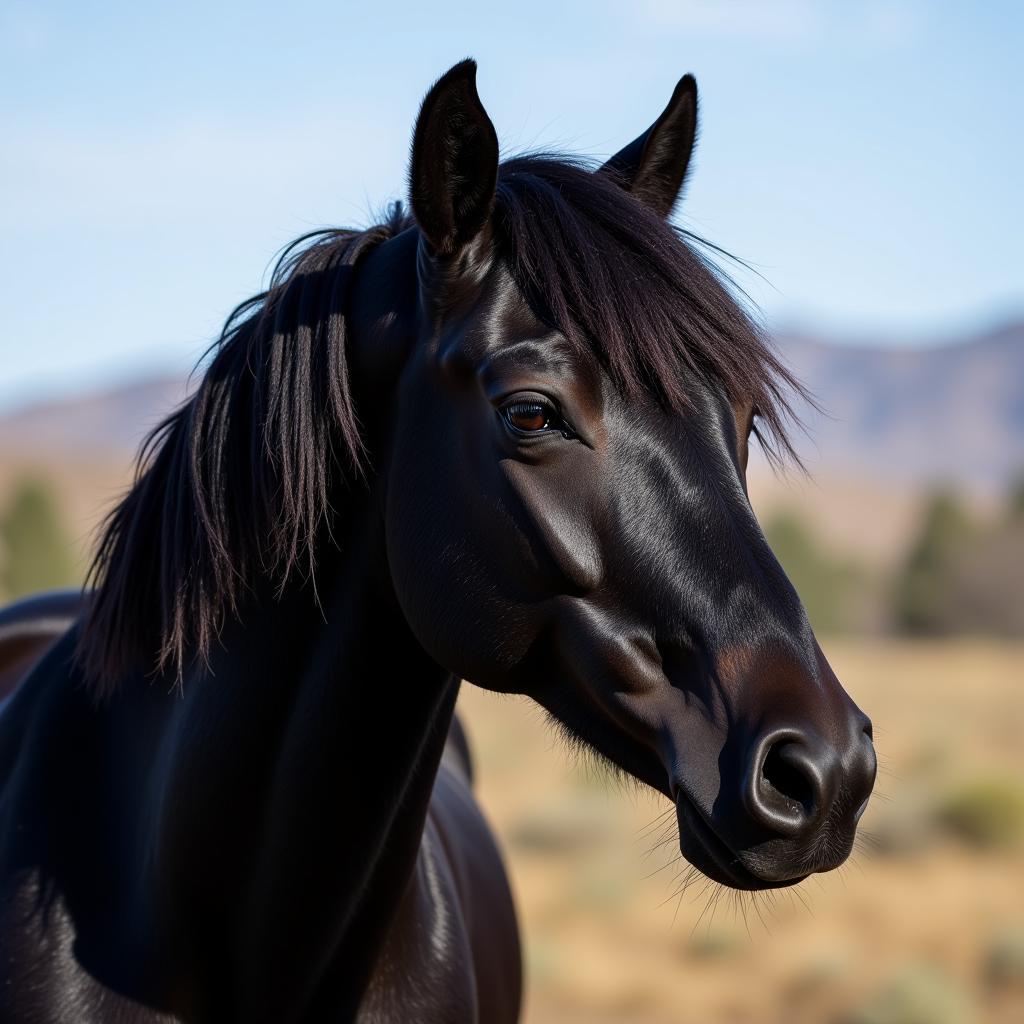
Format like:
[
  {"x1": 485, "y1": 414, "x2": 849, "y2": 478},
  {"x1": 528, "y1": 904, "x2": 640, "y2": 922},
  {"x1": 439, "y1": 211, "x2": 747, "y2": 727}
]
[
  {"x1": 0, "y1": 587, "x2": 519, "y2": 1024},
  {"x1": 0, "y1": 591, "x2": 80, "y2": 703},
  {"x1": 0, "y1": 60, "x2": 876, "y2": 1020}
]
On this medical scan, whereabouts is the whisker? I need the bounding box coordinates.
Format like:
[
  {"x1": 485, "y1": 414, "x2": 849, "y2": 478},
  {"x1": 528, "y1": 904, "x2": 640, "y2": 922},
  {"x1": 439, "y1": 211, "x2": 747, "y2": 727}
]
[
  {"x1": 691, "y1": 882, "x2": 725, "y2": 937},
  {"x1": 635, "y1": 805, "x2": 675, "y2": 839},
  {"x1": 641, "y1": 854, "x2": 683, "y2": 881},
  {"x1": 736, "y1": 890, "x2": 753, "y2": 939},
  {"x1": 793, "y1": 884, "x2": 813, "y2": 917},
  {"x1": 750, "y1": 891, "x2": 772, "y2": 935}
]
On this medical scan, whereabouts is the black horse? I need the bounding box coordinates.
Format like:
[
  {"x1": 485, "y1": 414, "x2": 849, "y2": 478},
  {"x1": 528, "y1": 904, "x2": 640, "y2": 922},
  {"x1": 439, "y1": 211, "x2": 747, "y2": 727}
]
[
  {"x1": 0, "y1": 61, "x2": 876, "y2": 1022},
  {"x1": 0, "y1": 592, "x2": 519, "y2": 1023},
  {"x1": 0, "y1": 591, "x2": 81, "y2": 703}
]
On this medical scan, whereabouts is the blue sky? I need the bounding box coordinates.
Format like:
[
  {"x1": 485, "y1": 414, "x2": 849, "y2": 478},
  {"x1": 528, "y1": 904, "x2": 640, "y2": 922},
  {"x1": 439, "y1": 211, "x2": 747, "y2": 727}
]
[{"x1": 1, "y1": 1, "x2": 1021, "y2": 409}]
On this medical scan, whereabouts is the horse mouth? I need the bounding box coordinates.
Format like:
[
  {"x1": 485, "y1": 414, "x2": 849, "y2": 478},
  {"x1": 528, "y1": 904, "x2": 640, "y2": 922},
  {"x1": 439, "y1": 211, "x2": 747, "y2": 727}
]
[{"x1": 675, "y1": 794, "x2": 807, "y2": 892}]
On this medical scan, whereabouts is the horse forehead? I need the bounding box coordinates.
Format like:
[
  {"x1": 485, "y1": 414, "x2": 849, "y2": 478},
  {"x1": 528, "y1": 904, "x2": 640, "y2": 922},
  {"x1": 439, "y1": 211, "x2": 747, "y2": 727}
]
[
  {"x1": 457, "y1": 272, "x2": 605, "y2": 400},
  {"x1": 462, "y1": 269, "x2": 555, "y2": 357}
]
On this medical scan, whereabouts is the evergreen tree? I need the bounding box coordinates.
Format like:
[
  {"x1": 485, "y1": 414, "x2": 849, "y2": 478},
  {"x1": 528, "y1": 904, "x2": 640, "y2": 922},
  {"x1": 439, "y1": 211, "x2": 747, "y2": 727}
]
[
  {"x1": 1008, "y1": 474, "x2": 1024, "y2": 522},
  {"x1": 893, "y1": 490, "x2": 971, "y2": 635},
  {"x1": 0, "y1": 478, "x2": 77, "y2": 600},
  {"x1": 763, "y1": 511, "x2": 863, "y2": 634}
]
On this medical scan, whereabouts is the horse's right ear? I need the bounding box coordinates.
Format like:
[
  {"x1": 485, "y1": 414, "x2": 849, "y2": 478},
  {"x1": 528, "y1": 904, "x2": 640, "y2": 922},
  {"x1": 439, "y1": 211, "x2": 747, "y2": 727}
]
[{"x1": 409, "y1": 60, "x2": 499, "y2": 257}]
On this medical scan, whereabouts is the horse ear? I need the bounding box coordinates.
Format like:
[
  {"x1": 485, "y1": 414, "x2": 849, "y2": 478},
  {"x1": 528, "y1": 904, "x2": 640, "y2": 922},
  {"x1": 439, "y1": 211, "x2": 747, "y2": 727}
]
[
  {"x1": 599, "y1": 74, "x2": 698, "y2": 218},
  {"x1": 409, "y1": 59, "x2": 499, "y2": 257}
]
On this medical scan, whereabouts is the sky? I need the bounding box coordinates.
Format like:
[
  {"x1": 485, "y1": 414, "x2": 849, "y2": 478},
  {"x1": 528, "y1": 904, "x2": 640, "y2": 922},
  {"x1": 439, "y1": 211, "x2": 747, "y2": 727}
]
[{"x1": 1, "y1": 1, "x2": 1022, "y2": 409}]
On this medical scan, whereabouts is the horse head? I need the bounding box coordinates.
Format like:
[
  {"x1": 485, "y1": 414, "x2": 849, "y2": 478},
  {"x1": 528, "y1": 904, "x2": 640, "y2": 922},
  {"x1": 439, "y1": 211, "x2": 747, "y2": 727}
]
[{"x1": 360, "y1": 61, "x2": 875, "y2": 891}]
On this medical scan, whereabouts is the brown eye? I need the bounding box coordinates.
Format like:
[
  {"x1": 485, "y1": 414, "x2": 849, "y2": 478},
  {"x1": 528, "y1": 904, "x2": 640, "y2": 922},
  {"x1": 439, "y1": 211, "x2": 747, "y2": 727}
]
[
  {"x1": 499, "y1": 395, "x2": 578, "y2": 440},
  {"x1": 504, "y1": 401, "x2": 550, "y2": 432}
]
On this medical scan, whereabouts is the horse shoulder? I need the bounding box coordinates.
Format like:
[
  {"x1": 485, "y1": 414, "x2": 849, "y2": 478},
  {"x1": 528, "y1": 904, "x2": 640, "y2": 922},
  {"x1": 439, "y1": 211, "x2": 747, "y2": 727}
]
[
  {"x1": 357, "y1": 808, "x2": 478, "y2": 1024},
  {"x1": 358, "y1": 741, "x2": 521, "y2": 1024},
  {"x1": 0, "y1": 590, "x2": 82, "y2": 703},
  {"x1": 429, "y1": 755, "x2": 522, "y2": 1024}
]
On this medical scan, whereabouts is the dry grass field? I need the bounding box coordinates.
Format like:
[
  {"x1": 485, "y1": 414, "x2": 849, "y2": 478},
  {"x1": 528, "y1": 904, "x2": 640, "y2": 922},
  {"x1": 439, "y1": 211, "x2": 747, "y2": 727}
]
[
  {"x1": 457, "y1": 641, "x2": 1024, "y2": 1024},
  {"x1": 0, "y1": 398, "x2": 1021, "y2": 1022}
]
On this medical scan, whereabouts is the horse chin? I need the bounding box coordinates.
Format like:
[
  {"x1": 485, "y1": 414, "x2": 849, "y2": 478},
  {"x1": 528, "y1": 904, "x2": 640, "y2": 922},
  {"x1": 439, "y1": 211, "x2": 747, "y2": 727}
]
[{"x1": 675, "y1": 795, "x2": 808, "y2": 892}]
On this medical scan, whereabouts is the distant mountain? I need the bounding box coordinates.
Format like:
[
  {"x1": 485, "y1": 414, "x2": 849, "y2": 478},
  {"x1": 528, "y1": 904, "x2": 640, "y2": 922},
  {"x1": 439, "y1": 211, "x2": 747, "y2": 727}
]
[
  {"x1": 2, "y1": 322, "x2": 1021, "y2": 491},
  {"x1": 772, "y1": 321, "x2": 1024, "y2": 492},
  {"x1": 0, "y1": 377, "x2": 190, "y2": 463}
]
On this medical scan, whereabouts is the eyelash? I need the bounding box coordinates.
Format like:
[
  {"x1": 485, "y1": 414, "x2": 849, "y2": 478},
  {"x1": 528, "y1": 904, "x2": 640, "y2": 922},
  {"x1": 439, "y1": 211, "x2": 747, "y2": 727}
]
[{"x1": 499, "y1": 396, "x2": 577, "y2": 439}]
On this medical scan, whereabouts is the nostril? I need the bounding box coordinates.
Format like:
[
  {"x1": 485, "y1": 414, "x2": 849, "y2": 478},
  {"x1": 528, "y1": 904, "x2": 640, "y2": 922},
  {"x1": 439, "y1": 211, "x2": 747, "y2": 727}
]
[
  {"x1": 761, "y1": 742, "x2": 816, "y2": 816},
  {"x1": 745, "y1": 731, "x2": 836, "y2": 838}
]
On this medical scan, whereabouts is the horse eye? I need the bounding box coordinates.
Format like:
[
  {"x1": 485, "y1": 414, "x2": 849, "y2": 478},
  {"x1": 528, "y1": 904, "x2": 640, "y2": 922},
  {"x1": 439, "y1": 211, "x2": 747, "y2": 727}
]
[{"x1": 503, "y1": 400, "x2": 553, "y2": 433}]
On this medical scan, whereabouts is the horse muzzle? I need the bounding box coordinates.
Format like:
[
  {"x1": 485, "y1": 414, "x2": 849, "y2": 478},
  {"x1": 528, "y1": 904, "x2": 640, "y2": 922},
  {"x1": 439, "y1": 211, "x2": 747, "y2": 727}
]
[{"x1": 674, "y1": 711, "x2": 877, "y2": 890}]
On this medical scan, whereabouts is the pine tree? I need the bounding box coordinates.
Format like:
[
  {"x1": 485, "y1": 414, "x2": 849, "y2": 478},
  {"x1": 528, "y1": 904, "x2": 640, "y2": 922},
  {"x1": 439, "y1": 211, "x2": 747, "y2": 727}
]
[
  {"x1": 0, "y1": 478, "x2": 77, "y2": 600},
  {"x1": 763, "y1": 510, "x2": 863, "y2": 634},
  {"x1": 893, "y1": 490, "x2": 971, "y2": 635}
]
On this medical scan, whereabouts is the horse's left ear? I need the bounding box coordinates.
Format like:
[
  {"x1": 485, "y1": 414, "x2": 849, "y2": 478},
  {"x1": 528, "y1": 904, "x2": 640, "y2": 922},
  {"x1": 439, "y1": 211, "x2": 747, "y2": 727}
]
[
  {"x1": 409, "y1": 59, "x2": 499, "y2": 257},
  {"x1": 599, "y1": 74, "x2": 698, "y2": 218}
]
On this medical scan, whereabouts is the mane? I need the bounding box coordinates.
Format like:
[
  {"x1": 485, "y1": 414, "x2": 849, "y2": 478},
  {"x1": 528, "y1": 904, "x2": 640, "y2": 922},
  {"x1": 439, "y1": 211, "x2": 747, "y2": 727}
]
[
  {"x1": 79, "y1": 207, "x2": 409, "y2": 692},
  {"x1": 493, "y1": 156, "x2": 805, "y2": 461},
  {"x1": 79, "y1": 155, "x2": 804, "y2": 692}
]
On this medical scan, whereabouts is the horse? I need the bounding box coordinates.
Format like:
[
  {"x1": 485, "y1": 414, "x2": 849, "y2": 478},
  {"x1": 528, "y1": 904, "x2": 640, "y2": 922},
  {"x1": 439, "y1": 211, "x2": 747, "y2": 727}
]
[
  {"x1": 0, "y1": 591, "x2": 82, "y2": 706},
  {"x1": 0, "y1": 590, "x2": 518, "y2": 1022},
  {"x1": 0, "y1": 60, "x2": 876, "y2": 1022}
]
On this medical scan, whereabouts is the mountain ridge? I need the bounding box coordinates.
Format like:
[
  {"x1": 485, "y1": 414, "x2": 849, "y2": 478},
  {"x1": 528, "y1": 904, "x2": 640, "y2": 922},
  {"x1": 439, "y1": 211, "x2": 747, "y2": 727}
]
[{"x1": 1, "y1": 320, "x2": 1020, "y2": 505}]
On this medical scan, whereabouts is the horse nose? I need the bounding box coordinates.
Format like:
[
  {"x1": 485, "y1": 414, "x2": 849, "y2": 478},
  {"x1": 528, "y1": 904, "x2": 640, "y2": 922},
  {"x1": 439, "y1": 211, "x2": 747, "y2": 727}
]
[{"x1": 744, "y1": 716, "x2": 876, "y2": 840}]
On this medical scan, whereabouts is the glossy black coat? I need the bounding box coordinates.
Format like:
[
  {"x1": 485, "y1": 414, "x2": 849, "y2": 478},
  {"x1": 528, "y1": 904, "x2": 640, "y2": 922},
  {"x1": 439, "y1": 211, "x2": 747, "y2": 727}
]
[{"x1": 0, "y1": 60, "x2": 875, "y2": 1021}]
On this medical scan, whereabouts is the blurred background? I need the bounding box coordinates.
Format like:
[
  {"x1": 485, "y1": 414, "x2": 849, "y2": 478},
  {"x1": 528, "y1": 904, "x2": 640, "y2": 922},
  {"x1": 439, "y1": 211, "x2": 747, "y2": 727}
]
[{"x1": 1, "y1": 2, "x2": 1022, "y2": 1021}]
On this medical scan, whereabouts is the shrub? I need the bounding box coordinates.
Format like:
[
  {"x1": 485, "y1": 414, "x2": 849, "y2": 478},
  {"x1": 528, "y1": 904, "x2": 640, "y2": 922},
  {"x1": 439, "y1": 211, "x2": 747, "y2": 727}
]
[
  {"x1": 936, "y1": 777, "x2": 1024, "y2": 850},
  {"x1": 984, "y1": 926, "x2": 1024, "y2": 990},
  {"x1": 847, "y1": 964, "x2": 973, "y2": 1024}
]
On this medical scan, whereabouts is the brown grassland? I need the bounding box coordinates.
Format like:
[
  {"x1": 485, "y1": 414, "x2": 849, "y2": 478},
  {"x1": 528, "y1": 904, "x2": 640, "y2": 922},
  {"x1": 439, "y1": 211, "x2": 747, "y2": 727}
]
[
  {"x1": 457, "y1": 641, "x2": 1024, "y2": 1024},
  {"x1": 0, "y1": 423, "x2": 1021, "y2": 1022}
]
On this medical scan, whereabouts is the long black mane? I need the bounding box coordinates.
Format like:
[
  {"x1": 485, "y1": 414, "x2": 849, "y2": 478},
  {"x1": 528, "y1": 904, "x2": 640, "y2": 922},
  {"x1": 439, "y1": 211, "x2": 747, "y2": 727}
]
[{"x1": 79, "y1": 156, "x2": 803, "y2": 691}]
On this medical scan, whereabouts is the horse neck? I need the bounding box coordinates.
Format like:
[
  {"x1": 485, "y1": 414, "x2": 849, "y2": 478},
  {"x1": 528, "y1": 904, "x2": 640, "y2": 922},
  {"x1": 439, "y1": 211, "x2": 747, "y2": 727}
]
[{"x1": 159, "y1": 491, "x2": 458, "y2": 1019}]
